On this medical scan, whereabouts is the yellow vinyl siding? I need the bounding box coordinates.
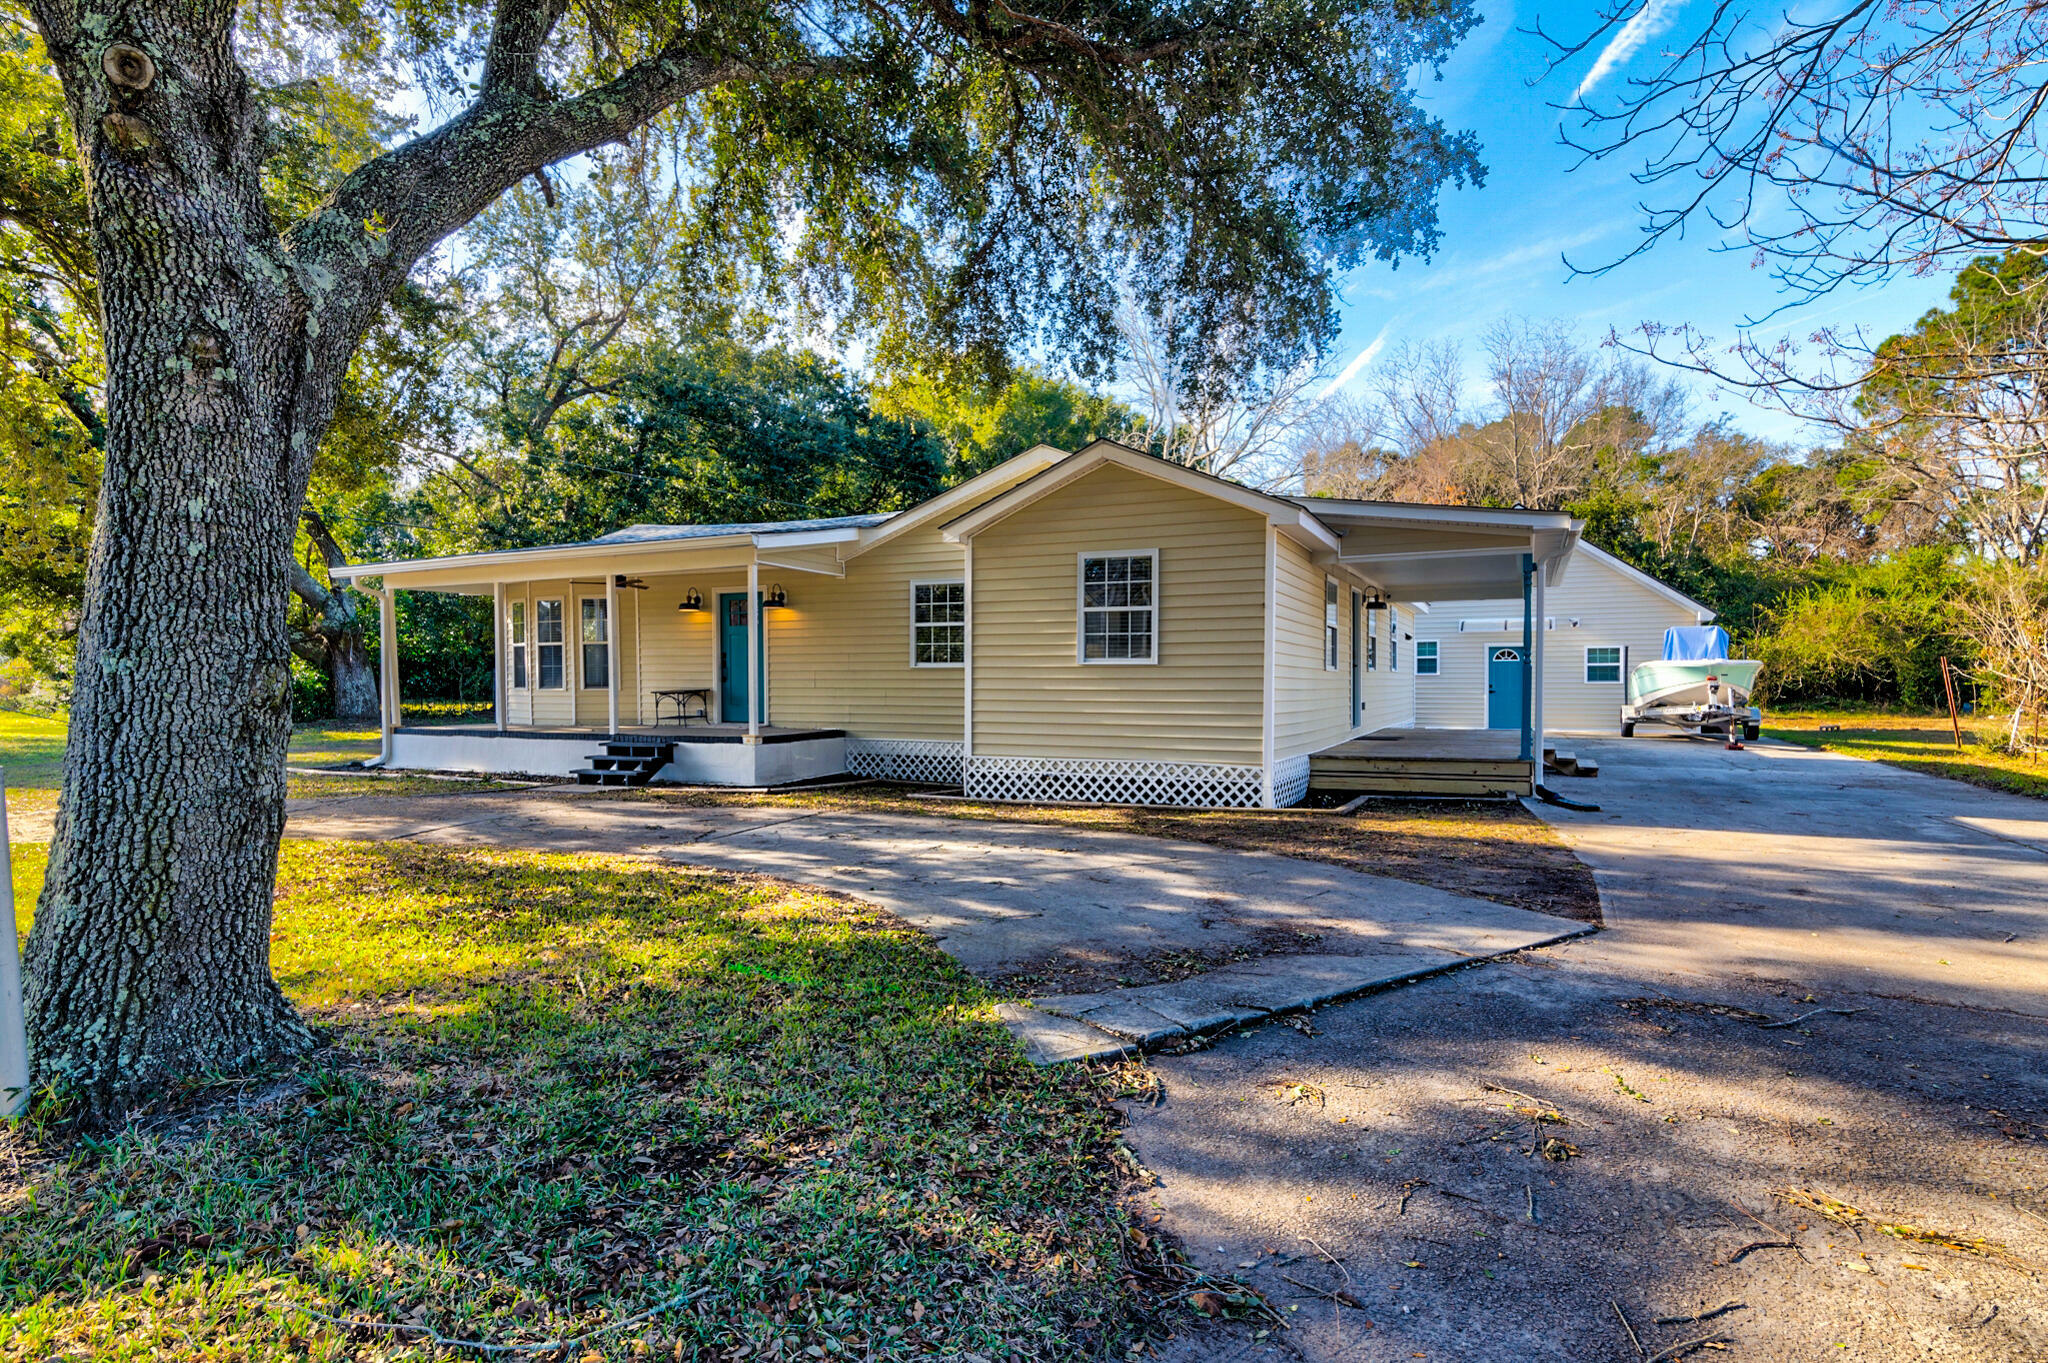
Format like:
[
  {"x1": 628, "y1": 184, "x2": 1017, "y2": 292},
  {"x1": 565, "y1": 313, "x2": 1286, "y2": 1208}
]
[
  {"x1": 634, "y1": 571, "x2": 747, "y2": 720},
  {"x1": 765, "y1": 529, "x2": 967, "y2": 740},
  {"x1": 1412, "y1": 551, "x2": 1703, "y2": 731},
  {"x1": 969, "y1": 462, "x2": 1267, "y2": 763},
  {"x1": 1272, "y1": 534, "x2": 1355, "y2": 761},
  {"x1": 1360, "y1": 603, "x2": 1417, "y2": 731}
]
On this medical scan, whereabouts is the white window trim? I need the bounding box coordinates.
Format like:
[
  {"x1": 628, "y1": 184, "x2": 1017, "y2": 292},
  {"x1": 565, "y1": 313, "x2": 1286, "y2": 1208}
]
[
  {"x1": 578, "y1": 595, "x2": 610, "y2": 691},
  {"x1": 1585, "y1": 645, "x2": 1624, "y2": 684},
  {"x1": 1323, "y1": 577, "x2": 1340, "y2": 671},
  {"x1": 1414, "y1": 639, "x2": 1440, "y2": 676},
  {"x1": 508, "y1": 599, "x2": 528, "y2": 692},
  {"x1": 535, "y1": 596, "x2": 566, "y2": 690},
  {"x1": 1076, "y1": 548, "x2": 1159, "y2": 666},
  {"x1": 909, "y1": 578, "x2": 966, "y2": 668}
]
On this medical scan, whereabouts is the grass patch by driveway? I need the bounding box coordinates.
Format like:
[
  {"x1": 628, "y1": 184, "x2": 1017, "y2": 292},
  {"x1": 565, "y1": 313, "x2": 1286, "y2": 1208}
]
[
  {"x1": 1768, "y1": 708, "x2": 2048, "y2": 800},
  {"x1": 599, "y1": 785, "x2": 1602, "y2": 927},
  {"x1": 0, "y1": 841, "x2": 1167, "y2": 1360}
]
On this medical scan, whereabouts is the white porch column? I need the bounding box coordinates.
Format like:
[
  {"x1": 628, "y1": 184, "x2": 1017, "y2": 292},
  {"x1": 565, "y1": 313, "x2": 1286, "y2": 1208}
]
[
  {"x1": 746, "y1": 558, "x2": 762, "y2": 739},
  {"x1": 379, "y1": 582, "x2": 399, "y2": 763},
  {"x1": 492, "y1": 581, "x2": 507, "y2": 732},
  {"x1": 1532, "y1": 562, "x2": 1548, "y2": 770},
  {"x1": 605, "y1": 574, "x2": 620, "y2": 735}
]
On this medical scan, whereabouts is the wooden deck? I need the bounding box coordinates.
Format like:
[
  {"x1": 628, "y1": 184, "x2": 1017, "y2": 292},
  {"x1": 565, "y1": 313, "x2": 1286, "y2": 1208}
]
[{"x1": 1309, "y1": 727, "x2": 1536, "y2": 797}]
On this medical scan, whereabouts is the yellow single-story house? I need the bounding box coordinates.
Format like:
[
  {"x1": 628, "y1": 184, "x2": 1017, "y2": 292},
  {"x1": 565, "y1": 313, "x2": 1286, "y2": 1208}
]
[{"x1": 335, "y1": 440, "x2": 1581, "y2": 806}]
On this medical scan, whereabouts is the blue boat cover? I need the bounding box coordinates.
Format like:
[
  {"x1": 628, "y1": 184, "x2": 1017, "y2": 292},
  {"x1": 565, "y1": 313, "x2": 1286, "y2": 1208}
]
[{"x1": 1663, "y1": 625, "x2": 1730, "y2": 661}]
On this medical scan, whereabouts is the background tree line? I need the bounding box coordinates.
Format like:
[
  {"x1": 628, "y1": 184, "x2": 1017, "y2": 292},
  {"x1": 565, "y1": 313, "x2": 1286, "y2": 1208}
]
[{"x1": 1295, "y1": 261, "x2": 2044, "y2": 732}]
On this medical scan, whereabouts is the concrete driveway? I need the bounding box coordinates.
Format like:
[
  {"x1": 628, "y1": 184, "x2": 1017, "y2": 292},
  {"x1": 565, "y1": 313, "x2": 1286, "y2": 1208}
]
[
  {"x1": 1134, "y1": 736, "x2": 2048, "y2": 1363},
  {"x1": 1536, "y1": 734, "x2": 2048, "y2": 1015},
  {"x1": 286, "y1": 790, "x2": 1588, "y2": 1057}
]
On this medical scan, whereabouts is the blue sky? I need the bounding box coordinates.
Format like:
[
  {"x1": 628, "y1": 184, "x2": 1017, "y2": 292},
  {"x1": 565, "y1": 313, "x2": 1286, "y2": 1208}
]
[{"x1": 1319, "y1": 0, "x2": 1954, "y2": 444}]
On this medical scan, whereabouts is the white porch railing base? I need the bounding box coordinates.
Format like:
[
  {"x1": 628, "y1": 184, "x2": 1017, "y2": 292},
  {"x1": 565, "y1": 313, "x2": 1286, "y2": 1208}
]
[
  {"x1": 845, "y1": 739, "x2": 964, "y2": 785},
  {"x1": 964, "y1": 755, "x2": 1266, "y2": 808},
  {"x1": 1272, "y1": 753, "x2": 1312, "y2": 808}
]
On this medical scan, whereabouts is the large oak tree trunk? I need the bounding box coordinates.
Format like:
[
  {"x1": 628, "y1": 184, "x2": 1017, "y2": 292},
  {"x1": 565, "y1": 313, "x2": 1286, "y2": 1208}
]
[
  {"x1": 25, "y1": 12, "x2": 316, "y2": 1117},
  {"x1": 327, "y1": 628, "x2": 380, "y2": 723},
  {"x1": 24, "y1": 0, "x2": 745, "y2": 1121}
]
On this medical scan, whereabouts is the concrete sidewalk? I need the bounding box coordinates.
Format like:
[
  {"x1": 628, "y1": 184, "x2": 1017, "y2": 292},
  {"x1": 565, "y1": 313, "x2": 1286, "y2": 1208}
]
[{"x1": 285, "y1": 790, "x2": 1591, "y2": 1059}]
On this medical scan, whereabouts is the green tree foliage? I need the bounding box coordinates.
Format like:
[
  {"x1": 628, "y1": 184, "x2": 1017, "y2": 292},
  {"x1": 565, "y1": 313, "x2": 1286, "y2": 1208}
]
[
  {"x1": 1748, "y1": 551, "x2": 1972, "y2": 709},
  {"x1": 419, "y1": 339, "x2": 946, "y2": 552},
  {"x1": 874, "y1": 366, "x2": 1142, "y2": 477}
]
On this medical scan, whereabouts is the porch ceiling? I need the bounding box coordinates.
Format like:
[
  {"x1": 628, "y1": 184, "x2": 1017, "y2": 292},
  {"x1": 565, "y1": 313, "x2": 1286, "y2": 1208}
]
[{"x1": 1302, "y1": 504, "x2": 1580, "y2": 603}]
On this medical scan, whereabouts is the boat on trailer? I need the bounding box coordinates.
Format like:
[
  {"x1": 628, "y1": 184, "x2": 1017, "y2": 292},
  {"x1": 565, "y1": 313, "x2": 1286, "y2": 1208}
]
[{"x1": 1620, "y1": 626, "x2": 1763, "y2": 739}]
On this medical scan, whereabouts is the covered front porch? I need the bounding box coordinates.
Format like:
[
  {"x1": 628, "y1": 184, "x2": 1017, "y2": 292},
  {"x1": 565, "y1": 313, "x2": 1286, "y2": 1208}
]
[
  {"x1": 334, "y1": 514, "x2": 899, "y2": 787},
  {"x1": 389, "y1": 722, "x2": 850, "y2": 786}
]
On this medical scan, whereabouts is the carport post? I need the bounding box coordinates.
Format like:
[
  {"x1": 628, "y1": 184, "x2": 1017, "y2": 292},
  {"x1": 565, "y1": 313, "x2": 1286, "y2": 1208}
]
[
  {"x1": 1531, "y1": 556, "x2": 1547, "y2": 767},
  {"x1": 1518, "y1": 554, "x2": 1534, "y2": 765}
]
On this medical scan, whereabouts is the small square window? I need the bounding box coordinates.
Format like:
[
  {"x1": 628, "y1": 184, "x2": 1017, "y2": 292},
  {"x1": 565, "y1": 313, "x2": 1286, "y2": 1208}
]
[
  {"x1": 1415, "y1": 641, "x2": 1439, "y2": 676},
  {"x1": 1586, "y1": 646, "x2": 1622, "y2": 684}
]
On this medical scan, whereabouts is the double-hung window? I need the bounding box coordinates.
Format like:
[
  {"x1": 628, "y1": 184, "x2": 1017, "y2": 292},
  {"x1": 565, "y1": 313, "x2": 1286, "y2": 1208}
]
[
  {"x1": 1079, "y1": 551, "x2": 1156, "y2": 662},
  {"x1": 535, "y1": 599, "x2": 565, "y2": 689},
  {"x1": 1366, "y1": 610, "x2": 1378, "y2": 671},
  {"x1": 1324, "y1": 579, "x2": 1340, "y2": 669},
  {"x1": 1586, "y1": 646, "x2": 1623, "y2": 684},
  {"x1": 1415, "y1": 641, "x2": 1439, "y2": 675},
  {"x1": 508, "y1": 600, "x2": 528, "y2": 690},
  {"x1": 580, "y1": 598, "x2": 610, "y2": 689},
  {"x1": 912, "y1": 581, "x2": 965, "y2": 666},
  {"x1": 1389, "y1": 611, "x2": 1399, "y2": 671}
]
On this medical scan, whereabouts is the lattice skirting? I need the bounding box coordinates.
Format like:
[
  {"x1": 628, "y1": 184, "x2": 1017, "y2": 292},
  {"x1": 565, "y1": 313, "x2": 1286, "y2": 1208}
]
[
  {"x1": 1272, "y1": 753, "x2": 1311, "y2": 809},
  {"x1": 964, "y1": 755, "x2": 1267, "y2": 809},
  {"x1": 846, "y1": 739, "x2": 964, "y2": 785}
]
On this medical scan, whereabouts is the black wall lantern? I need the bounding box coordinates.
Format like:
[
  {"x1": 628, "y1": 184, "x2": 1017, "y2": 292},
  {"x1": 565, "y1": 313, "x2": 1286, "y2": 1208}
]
[
  {"x1": 677, "y1": 587, "x2": 704, "y2": 612},
  {"x1": 763, "y1": 582, "x2": 790, "y2": 610}
]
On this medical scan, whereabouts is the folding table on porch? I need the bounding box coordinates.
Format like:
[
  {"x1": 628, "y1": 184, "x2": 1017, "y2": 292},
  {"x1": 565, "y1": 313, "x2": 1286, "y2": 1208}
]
[{"x1": 652, "y1": 687, "x2": 712, "y2": 727}]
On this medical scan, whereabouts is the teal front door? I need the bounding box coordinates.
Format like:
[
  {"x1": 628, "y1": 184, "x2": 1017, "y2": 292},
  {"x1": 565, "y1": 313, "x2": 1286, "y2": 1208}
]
[
  {"x1": 719, "y1": 593, "x2": 762, "y2": 723},
  {"x1": 1486, "y1": 646, "x2": 1525, "y2": 730}
]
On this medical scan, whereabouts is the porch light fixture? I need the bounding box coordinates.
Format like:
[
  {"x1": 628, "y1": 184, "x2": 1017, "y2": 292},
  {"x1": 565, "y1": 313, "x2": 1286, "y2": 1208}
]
[
  {"x1": 763, "y1": 582, "x2": 790, "y2": 610},
  {"x1": 677, "y1": 587, "x2": 704, "y2": 612},
  {"x1": 1365, "y1": 595, "x2": 1388, "y2": 611}
]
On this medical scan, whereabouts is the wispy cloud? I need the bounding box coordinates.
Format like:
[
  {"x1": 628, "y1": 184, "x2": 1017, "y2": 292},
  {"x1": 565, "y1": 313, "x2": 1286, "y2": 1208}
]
[
  {"x1": 1318, "y1": 321, "x2": 1394, "y2": 400},
  {"x1": 1573, "y1": 0, "x2": 1681, "y2": 102}
]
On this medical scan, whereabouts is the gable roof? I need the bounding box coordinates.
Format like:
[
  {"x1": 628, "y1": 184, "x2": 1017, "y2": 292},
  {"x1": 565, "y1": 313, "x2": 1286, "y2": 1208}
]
[
  {"x1": 839, "y1": 443, "x2": 1070, "y2": 559},
  {"x1": 938, "y1": 439, "x2": 1341, "y2": 554},
  {"x1": 1575, "y1": 542, "x2": 1717, "y2": 622}
]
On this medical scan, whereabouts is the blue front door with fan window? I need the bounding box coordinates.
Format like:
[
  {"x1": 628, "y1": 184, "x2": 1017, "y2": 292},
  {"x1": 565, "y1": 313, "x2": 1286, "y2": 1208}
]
[
  {"x1": 1486, "y1": 646, "x2": 1525, "y2": 730},
  {"x1": 719, "y1": 593, "x2": 763, "y2": 724}
]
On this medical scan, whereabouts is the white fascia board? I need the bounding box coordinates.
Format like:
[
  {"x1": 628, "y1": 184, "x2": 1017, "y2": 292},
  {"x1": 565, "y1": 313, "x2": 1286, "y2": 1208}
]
[
  {"x1": 752, "y1": 526, "x2": 865, "y2": 550},
  {"x1": 333, "y1": 533, "x2": 756, "y2": 582},
  {"x1": 1273, "y1": 506, "x2": 1342, "y2": 555},
  {"x1": 1286, "y1": 497, "x2": 1574, "y2": 534},
  {"x1": 942, "y1": 442, "x2": 1317, "y2": 543},
  {"x1": 847, "y1": 445, "x2": 1072, "y2": 557}
]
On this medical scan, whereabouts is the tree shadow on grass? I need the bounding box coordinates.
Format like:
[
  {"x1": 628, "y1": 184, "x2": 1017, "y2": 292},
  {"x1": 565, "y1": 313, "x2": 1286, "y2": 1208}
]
[{"x1": 0, "y1": 841, "x2": 1187, "y2": 1361}]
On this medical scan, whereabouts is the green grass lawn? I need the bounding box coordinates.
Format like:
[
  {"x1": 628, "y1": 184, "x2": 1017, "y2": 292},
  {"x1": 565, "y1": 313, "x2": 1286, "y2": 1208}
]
[
  {"x1": 0, "y1": 712, "x2": 65, "y2": 790},
  {"x1": 0, "y1": 841, "x2": 1185, "y2": 1360},
  {"x1": 0, "y1": 718, "x2": 525, "y2": 815},
  {"x1": 1768, "y1": 708, "x2": 2048, "y2": 800}
]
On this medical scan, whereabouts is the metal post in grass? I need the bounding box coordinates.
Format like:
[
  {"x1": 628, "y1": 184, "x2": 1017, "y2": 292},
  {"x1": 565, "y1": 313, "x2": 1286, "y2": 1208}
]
[{"x1": 0, "y1": 767, "x2": 28, "y2": 1117}]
